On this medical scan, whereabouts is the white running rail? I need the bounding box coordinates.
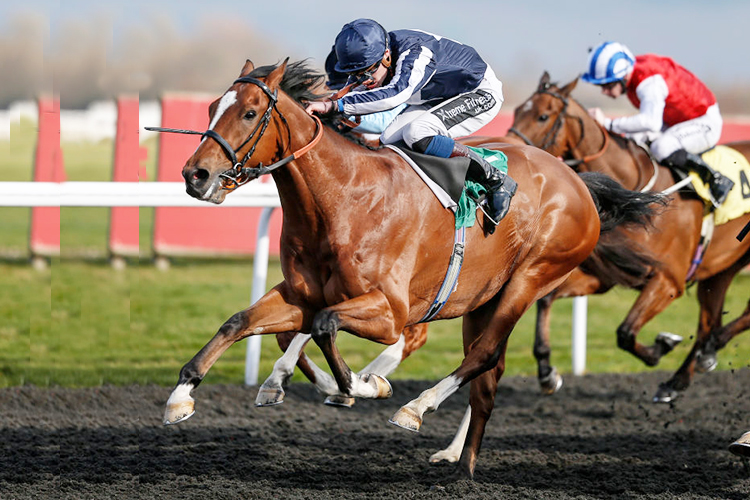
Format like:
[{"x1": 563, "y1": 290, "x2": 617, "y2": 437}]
[{"x1": 0, "y1": 181, "x2": 587, "y2": 382}]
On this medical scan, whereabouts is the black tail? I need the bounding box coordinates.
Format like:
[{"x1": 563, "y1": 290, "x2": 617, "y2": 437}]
[
  {"x1": 578, "y1": 172, "x2": 668, "y2": 288},
  {"x1": 580, "y1": 172, "x2": 668, "y2": 233},
  {"x1": 579, "y1": 231, "x2": 657, "y2": 289}
]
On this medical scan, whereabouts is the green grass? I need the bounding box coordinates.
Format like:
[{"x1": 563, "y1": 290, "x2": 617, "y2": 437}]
[{"x1": 0, "y1": 119, "x2": 748, "y2": 388}]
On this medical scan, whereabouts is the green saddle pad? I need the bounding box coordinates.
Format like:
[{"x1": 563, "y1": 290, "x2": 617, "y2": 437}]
[{"x1": 455, "y1": 147, "x2": 509, "y2": 229}]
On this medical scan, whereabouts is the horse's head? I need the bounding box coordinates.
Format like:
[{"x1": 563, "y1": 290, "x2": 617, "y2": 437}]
[
  {"x1": 510, "y1": 71, "x2": 583, "y2": 159},
  {"x1": 181, "y1": 59, "x2": 325, "y2": 204}
]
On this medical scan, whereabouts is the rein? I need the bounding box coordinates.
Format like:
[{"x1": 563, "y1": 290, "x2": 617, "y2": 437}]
[
  {"x1": 508, "y1": 87, "x2": 610, "y2": 167},
  {"x1": 145, "y1": 76, "x2": 323, "y2": 191}
]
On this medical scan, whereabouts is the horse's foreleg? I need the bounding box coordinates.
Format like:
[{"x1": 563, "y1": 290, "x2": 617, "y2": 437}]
[
  {"x1": 165, "y1": 285, "x2": 308, "y2": 425},
  {"x1": 615, "y1": 274, "x2": 684, "y2": 366},
  {"x1": 310, "y1": 290, "x2": 403, "y2": 399},
  {"x1": 324, "y1": 323, "x2": 429, "y2": 406}
]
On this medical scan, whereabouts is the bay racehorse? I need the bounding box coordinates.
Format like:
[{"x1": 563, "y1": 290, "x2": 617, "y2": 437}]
[
  {"x1": 509, "y1": 72, "x2": 750, "y2": 403},
  {"x1": 153, "y1": 60, "x2": 663, "y2": 478}
]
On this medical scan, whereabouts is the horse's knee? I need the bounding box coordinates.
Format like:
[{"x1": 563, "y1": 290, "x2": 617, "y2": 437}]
[
  {"x1": 218, "y1": 311, "x2": 249, "y2": 338},
  {"x1": 616, "y1": 325, "x2": 635, "y2": 351},
  {"x1": 311, "y1": 310, "x2": 340, "y2": 342}
]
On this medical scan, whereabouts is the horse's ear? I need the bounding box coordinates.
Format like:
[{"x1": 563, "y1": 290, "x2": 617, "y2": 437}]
[
  {"x1": 208, "y1": 97, "x2": 220, "y2": 121},
  {"x1": 239, "y1": 59, "x2": 255, "y2": 78},
  {"x1": 538, "y1": 71, "x2": 551, "y2": 91},
  {"x1": 560, "y1": 77, "x2": 579, "y2": 97},
  {"x1": 266, "y1": 57, "x2": 289, "y2": 90}
]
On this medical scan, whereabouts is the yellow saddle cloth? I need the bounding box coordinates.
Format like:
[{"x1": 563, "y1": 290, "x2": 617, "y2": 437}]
[{"x1": 688, "y1": 145, "x2": 750, "y2": 224}]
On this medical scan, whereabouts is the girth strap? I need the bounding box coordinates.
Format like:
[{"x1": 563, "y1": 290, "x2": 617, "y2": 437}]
[{"x1": 419, "y1": 227, "x2": 466, "y2": 322}]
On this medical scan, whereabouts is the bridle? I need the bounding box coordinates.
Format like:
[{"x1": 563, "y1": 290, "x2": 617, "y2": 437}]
[
  {"x1": 145, "y1": 76, "x2": 323, "y2": 191},
  {"x1": 508, "y1": 85, "x2": 609, "y2": 167}
]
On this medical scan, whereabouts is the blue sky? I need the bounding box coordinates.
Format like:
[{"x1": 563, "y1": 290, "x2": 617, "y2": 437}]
[{"x1": 2, "y1": 0, "x2": 748, "y2": 89}]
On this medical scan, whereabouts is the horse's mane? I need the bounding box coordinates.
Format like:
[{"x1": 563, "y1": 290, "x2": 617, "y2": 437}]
[
  {"x1": 249, "y1": 60, "x2": 380, "y2": 150},
  {"x1": 247, "y1": 59, "x2": 328, "y2": 104}
]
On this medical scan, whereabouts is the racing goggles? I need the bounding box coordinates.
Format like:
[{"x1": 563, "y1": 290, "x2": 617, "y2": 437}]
[{"x1": 347, "y1": 61, "x2": 381, "y2": 85}]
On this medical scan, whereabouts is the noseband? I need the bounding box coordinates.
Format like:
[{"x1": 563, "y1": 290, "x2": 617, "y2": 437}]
[
  {"x1": 508, "y1": 85, "x2": 609, "y2": 167},
  {"x1": 146, "y1": 76, "x2": 323, "y2": 191}
]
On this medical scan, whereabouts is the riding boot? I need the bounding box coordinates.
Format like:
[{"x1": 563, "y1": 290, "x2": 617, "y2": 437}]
[
  {"x1": 450, "y1": 143, "x2": 518, "y2": 232},
  {"x1": 663, "y1": 149, "x2": 734, "y2": 207}
]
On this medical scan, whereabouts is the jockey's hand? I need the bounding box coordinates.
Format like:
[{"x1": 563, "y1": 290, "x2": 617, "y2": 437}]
[
  {"x1": 306, "y1": 100, "x2": 335, "y2": 116},
  {"x1": 588, "y1": 107, "x2": 607, "y2": 125}
]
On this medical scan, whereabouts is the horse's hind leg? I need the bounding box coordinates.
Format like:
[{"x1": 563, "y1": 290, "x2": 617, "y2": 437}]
[{"x1": 654, "y1": 266, "x2": 749, "y2": 403}]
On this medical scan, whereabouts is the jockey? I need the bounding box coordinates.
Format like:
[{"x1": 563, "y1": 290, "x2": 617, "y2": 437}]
[
  {"x1": 583, "y1": 41, "x2": 734, "y2": 208},
  {"x1": 307, "y1": 18, "x2": 516, "y2": 228}
]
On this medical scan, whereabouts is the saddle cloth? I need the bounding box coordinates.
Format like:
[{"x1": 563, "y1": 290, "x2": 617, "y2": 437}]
[
  {"x1": 385, "y1": 142, "x2": 509, "y2": 229},
  {"x1": 691, "y1": 145, "x2": 750, "y2": 224}
]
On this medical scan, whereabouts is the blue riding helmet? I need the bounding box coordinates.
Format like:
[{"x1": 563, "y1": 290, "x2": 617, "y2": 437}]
[
  {"x1": 582, "y1": 41, "x2": 635, "y2": 85},
  {"x1": 325, "y1": 47, "x2": 348, "y2": 90},
  {"x1": 334, "y1": 19, "x2": 389, "y2": 74}
]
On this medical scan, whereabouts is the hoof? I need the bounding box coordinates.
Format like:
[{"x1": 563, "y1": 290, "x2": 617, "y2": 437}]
[
  {"x1": 324, "y1": 394, "x2": 355, "y2": 408},
  {"x1": 695, "y1": 351, "x2": 718, "y2": 373},
  {"x1": 389, "y1": 406, "x2": 422, "y2": 432},
  {"x1": 429, "y1": 449, "x2": 460, "y2": 464},
  {"x1": 652, "y1": 383, "x2": 680, "y2": 404},
  {"x1": 729, "y1": 431, "x2": 750, "y2": 458},
  {"x1": 655, "y1": 332, "x2": 683, "y2": 353},
  {"x1": 362, "y1": 373, "x2": 393, "y2": 399},
  {"x1": 255, "y1": 387, "x2": 285, "y2": 407},
  {"x1": 539, "y1": 367, "x2": 563, "y2": 395},
  {"x1": 164, "y1": 398, "x2": 195, "y2": 425}
]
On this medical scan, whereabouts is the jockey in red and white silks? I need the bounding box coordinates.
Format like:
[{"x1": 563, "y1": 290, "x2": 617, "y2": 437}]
[{"x1": 583, "y1": 41, "x2": 733, "y2": 207}]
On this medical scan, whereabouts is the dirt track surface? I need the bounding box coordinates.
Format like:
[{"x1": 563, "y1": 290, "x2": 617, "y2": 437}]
[{"x1": 1, "y1": 369, "x2": 748, "y2": 499}]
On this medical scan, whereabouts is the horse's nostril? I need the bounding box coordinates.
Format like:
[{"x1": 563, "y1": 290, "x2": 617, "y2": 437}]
[{"x1": 185, "y1": 167, "x2": 210, "y2": 183}]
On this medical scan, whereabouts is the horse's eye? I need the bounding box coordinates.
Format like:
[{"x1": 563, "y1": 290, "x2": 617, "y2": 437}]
[
  {"x1": 538, "y1": 114, "x2": 549, "y2": 122},
  {"x1": 244, "y1": 110, "x2": 257, "y2": 120}
]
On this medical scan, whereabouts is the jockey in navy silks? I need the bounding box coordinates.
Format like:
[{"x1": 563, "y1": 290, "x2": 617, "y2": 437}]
[
  {"x1": 583, "y1": 41, "x2": 734, "y2": 208},
  {"x1": 307, "y1": 18, "x2": 516, "y2": 226}
]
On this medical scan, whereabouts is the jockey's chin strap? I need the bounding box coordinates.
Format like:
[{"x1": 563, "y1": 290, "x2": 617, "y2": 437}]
[
  {"x1": 507, "y1": 86, "x2": 609, "y2": 167},
  {"x1": 145, "y1": 76, "x2": 324, "y2": 191}
]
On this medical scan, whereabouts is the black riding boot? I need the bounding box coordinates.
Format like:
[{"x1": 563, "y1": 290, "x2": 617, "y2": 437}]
[
  {"x1": 450, "y1": 143, "x2": 517, "y2": 232},
  {"x1": 663, "y1": 149, "x2": 734, "y2": 207}
]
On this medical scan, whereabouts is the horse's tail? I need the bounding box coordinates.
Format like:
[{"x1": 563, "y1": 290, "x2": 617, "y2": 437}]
[
  {"x1": 579, "y1": 171, "x2": 668, "y2": 288},
  {"x1": 579, "y1": 231, "x2": 657, "y2": 289},
  {"x1": 580, "y1": 171, "x2": 668, "y2": 233}
]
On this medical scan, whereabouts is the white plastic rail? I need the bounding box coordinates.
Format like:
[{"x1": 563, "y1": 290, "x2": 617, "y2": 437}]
[{"x1": 0, "y1": 181, "x2": 587, "y2": 382}]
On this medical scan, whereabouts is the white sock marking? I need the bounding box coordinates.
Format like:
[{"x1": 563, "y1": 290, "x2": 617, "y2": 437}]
[
  {"x1": 261, "y1": 333, "x2": 310, "y2": 390},
  {"x1": 359, "y1": 334, "x2": 405, "y2": 376}
]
